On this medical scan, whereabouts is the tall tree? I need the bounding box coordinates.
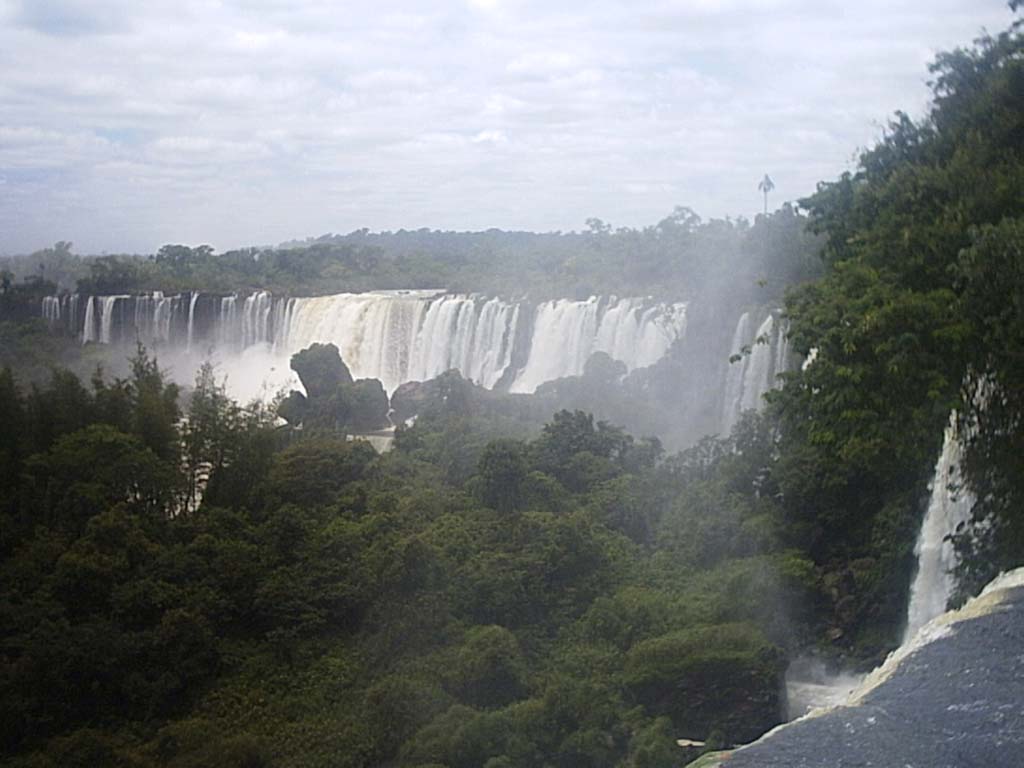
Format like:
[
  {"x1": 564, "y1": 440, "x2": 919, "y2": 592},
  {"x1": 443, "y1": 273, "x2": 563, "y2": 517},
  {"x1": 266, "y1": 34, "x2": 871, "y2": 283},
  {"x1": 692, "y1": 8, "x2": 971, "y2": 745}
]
[{"x1": 758, "y1": 174, "x2": 775, "y2": 215}]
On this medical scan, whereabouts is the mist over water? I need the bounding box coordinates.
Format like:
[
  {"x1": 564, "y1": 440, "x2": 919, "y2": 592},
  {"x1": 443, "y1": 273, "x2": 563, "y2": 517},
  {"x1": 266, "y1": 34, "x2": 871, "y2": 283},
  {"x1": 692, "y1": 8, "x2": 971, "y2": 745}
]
[
  {"x1": 163, "y1": 343, "x2": 300, "y2": 406},
  {"x1": 785, "y1": 658, "x2": 863, "y2": 719}
]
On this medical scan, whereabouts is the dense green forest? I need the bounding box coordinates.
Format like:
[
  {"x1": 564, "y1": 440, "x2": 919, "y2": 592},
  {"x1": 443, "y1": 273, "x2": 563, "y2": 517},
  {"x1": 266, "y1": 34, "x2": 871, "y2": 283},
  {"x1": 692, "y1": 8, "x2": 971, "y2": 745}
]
[
  {"x1": 775, "y1": 15, "x2": 1024, "y2": 622},
  {"x1": 2, "y1": 8, "x2": 1024, "y2": 768},
  {"x1": 0, "y1": 347, "x2": 810, "y2": 767},
  {"x1": 1, "y1": 204, "x2": 819, "y2": 306}
]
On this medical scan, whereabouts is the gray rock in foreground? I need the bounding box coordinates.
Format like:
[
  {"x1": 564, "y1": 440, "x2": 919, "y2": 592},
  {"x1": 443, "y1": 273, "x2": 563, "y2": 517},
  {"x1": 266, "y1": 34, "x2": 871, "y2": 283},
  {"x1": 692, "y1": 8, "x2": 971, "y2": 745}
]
[{"x1": 698, "y1": 572, "x2": 1024, "y2": 768}]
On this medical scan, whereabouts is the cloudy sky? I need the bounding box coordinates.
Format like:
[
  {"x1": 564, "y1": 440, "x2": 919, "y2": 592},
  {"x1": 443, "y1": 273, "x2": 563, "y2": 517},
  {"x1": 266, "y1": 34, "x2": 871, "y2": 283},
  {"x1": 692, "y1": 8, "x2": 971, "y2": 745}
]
[{"x1": 0, "y1": 0, "x2": 1014, "y2": 254}]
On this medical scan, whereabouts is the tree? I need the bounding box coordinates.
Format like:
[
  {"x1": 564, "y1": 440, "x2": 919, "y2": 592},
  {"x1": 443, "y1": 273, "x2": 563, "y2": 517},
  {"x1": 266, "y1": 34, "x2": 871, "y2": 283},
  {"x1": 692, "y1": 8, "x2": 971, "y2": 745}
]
[
  {"x1": 27, "y1": 424, "x2": 177, "y2": 529},
  {"x1": 128, "y1": 345, "x2": 181, "y2": 463},
  {"x1": 757, "y1": 174, "x2": 775, "y2": 215},
  {"x1": 182, "y1": 363, "x2": 241, "y2": 511},
  {"x1": 478, "y1": 439, "x2": 528, "y2": 512},
  {"x1": 952, "y1": 217, "x2": 1024, "y2": 592}
]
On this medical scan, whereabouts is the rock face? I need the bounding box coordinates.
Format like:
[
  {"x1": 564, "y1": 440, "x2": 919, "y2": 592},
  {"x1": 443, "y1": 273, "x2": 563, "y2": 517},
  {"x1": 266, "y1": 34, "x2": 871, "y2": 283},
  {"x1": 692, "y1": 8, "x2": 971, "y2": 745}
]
[
  {"x1": 281, "y1": 343, "x2": 389, "y2": 432},
  {"x1": 691, "y1": 569, "x2": 1024, "y2": 767}
]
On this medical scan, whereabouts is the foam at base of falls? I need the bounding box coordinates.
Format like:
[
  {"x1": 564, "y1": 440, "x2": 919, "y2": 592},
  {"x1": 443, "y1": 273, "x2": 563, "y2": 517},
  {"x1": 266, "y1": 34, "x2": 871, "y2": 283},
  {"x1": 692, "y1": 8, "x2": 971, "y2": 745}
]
[{"x1": 784, "y1": 657, "x2": 863, "y2": 720}]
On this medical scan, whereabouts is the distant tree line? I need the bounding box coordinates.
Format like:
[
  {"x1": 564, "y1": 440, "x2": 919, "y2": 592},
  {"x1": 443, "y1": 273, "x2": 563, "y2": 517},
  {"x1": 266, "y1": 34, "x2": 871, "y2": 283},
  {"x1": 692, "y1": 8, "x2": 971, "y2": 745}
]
[{"x1": 2, "y1": 206, "x2": 822, "y2": 308}]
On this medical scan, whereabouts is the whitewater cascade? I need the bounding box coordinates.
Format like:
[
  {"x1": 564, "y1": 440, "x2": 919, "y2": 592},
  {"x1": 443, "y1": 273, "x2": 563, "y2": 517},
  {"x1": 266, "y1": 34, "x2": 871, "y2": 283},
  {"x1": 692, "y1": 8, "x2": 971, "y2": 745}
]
[
  {"x1": 903, "y1": 414, "x2": 974, "y2": 643},
  {"x1": 508, "y1": 296, "x2": 686, "y2": 393},
  {"x1": 43, "y1": 290, "x2": 688, "y2": 396},
  {"x1": 280, "y1": 291, "x2": 525, "y2": 393},
  {"x1": 719, "y1": 310, "x2": 791, "y2": 435},
  {"x1": 786, "y1": 413, "x2": 977, "y2": 720}
]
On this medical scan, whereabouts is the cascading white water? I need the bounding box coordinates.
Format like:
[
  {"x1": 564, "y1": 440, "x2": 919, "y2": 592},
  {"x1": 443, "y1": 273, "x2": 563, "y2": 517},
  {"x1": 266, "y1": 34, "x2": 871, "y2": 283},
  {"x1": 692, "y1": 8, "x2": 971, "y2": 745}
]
[
  {"x1": 719, "y1": 312, "x2": 751, "y2": 435},
  {"x1": 49, "y1": 289, "x2": 694, "y2": 398},
  {"x1": 99, "y1": 296, "x2": 125, "y2": 344},
  {"x1": 739, "y1": 314, "x2": 776, "y2": 413},
  {"x1": 508, "y1": 296, "x2": 687, "y2": 393},
  {"x1": 186, "y1": 292, "x2": 200, "y2": 353},
  {"x1": 242, "y1": 291, "x2": 274, "y2": 348},
  {"x1": 281, "y1": 291, "x2": 521, "y2": 394},
  {"x1": 218, "y1": 296, "x2": 239, "y2": 348},
  {"x1": 128, "y1": 292, "x2": 176, "y2": 344},
  {"x1": 509, "y1": 297, "x2": 601, "y2": 393},
  {"x1": 903, "y1": 414, "x2": 973, "y2": 643},
  {"x1": 719, "y1": 310, "x2": 789, "y2": 435},
  {"x1": 788, "y1": 412, "x2": 975, "y2": 718},
  {"x1": 82, "y1": 296, "x2": 96, "y2": 344},
  {"x1": 42, "y1": 296, "x2": 61, "y2": 324},
  {"x1": 785, "y1": 410, "x2": 979, "y2": 721}
]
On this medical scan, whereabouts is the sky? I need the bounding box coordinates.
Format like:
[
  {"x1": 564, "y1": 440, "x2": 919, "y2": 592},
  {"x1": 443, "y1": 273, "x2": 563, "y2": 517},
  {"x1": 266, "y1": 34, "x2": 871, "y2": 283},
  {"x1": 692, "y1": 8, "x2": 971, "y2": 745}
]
[{"x1": 0, "y1": 0, "x2": 1015, "y2": 255}]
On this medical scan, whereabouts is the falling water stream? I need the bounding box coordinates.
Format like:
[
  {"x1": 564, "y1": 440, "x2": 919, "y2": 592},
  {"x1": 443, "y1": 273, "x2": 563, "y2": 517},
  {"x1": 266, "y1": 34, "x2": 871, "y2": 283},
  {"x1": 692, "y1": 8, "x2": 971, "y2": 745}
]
[
  {"x1": 785, "y1": 412, "x2": 973, "y2": 719},
  {"x1": 45, "y1": 290, "x2": 690, "y2": 397}
]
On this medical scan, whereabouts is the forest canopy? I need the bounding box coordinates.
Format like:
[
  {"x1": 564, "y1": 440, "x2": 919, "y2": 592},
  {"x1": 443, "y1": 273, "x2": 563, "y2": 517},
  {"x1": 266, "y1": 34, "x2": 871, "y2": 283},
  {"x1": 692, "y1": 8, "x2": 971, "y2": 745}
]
[{"x1": 1, "y1": 205, "x2": 821, "y2": 306}]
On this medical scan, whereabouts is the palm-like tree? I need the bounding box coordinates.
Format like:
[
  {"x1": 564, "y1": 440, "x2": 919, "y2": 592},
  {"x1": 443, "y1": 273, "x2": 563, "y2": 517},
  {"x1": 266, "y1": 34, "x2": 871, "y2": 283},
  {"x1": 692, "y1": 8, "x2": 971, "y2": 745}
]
[{"x1": 757, "y1": 174, "x2": 775, "y2": 215}]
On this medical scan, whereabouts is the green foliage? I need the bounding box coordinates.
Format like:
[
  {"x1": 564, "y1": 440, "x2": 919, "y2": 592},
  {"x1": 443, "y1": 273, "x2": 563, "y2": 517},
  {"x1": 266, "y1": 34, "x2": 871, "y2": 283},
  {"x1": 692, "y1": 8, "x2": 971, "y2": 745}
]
[
  {"x1": 446, "y1": 626, "x2": 528, "y2": 709},
  {"x1": 951, "y1": 217, "x2": 1024, "y2": 593},
  {"x1": 764, "y1": 15, "x2": 1024, "y2": 650},
  {"x1": 264, "y1": 438, "x2": 377, "y2": 508},
  {"x1": 0, "y1": 206, "x2": 822, "y2": 306},
  {"x1": 623, "y1": 623, "x2": 785, "y2": 744},
  {"x1": 0, "y1": 352, "x2": 800, "y2": 765}
]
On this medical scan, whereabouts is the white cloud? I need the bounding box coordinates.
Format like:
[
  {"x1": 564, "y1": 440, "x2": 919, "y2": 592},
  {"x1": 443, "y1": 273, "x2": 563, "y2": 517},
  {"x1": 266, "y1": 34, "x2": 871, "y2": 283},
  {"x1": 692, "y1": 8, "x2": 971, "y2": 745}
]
[
  {"x1": 0, "y1": 0, "x2": 1016, "y2": 254},
  {"x1": 466, "y1": 0, "x2": 502, "y2": 11},
  {"x1": 506, "y1": 51, "x2": 582, "y2": 76},
  {"x1": 472, "y1": 129, "x2": 509, "y2": 144}
]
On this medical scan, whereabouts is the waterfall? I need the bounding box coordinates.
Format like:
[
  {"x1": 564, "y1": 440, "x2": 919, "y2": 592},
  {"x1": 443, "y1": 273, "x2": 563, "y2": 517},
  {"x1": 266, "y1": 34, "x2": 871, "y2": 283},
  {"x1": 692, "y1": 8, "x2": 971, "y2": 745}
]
[
  {"x1": 739, "y1": 314, "x2": 776, "y2": 413},
  {"x1": 788, "y1": 417, "x2": 976, "y2": 719},
  {"x1": 242, "y1": 291, "x2": 274, "y2": 347},
  {"x1": 282, "y1": 291, "x2": 521, "y2": 394},
  {"x1": 98, "y1": 296, "x2": 124, "y2": 344},
  {"x1": 82, "y1": 296, "x2": 97, "y2": 344},
  {"x1": 186, "y1": 292, "x2": 200, "y2": 352},
  {"x1": 719, "y1": 310, "x2": 789, "y2": 435},
  {"x1": 219, "y1": 296, "x2": 239, "y2": 348},
  {"x1": 508, "y1": 296, "x2": 686, "y2": 393},
  {"x1": 46, "y1": 289, "x2": 690, "y2": 397},
  {"x1": 903, "y1": 414, "x2": 973, "y2": 643},
  {"x1": 42, "y1": 296, "x2": 62, "y2": 324},
  {"x1": 720, "y1": 312, "x2": 751, "y2": 435}
]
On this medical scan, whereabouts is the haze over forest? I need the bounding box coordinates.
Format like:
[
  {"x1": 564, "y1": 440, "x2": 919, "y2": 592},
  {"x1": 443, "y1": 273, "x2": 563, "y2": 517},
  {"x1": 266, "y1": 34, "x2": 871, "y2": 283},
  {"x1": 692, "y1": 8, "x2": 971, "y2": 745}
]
[
  {"x1": 0, "y1": 0, "x2": 1014, "y2": 255},
  {"x1": 3, "y1": 2, "x2": 1024, "y2": 768}
]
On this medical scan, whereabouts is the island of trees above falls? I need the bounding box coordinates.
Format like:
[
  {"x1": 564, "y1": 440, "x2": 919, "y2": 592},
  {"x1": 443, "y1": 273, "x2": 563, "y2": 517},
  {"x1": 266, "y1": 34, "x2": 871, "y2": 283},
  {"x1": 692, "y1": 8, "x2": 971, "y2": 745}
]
[{"x1": 3, "y1": 11, "x2": 1024, "y2": 768}]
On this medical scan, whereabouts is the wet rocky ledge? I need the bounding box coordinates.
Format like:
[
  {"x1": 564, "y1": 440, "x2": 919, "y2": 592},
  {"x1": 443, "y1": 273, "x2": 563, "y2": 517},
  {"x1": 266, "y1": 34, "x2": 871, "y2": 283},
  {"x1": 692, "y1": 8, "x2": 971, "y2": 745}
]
[{"x1": 688, "y1": 569, "x2": 1024, "y2": 768}]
